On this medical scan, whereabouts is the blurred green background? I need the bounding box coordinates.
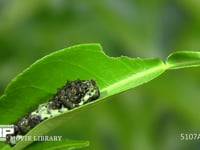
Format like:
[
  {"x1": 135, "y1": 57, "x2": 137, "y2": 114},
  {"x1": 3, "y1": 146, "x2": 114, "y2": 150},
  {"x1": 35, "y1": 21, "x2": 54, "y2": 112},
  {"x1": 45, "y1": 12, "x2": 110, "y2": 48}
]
[{"x1": 1, "y1": 0, "x2": 200, "y2": 150}]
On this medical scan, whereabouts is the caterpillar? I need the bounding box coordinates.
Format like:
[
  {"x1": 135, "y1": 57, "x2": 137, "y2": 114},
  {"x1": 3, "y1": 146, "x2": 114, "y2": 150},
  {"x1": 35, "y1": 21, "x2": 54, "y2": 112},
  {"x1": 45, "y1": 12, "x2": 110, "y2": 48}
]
[{"x1": 6, "y1": 79, "x2": 100, "y2": 146}]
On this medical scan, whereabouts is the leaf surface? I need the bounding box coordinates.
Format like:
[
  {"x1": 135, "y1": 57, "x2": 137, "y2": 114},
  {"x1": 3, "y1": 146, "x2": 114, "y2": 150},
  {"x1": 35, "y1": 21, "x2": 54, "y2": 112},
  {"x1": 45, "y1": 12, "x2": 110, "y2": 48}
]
[
  {"x1": 166, "y1": 51, "x2": 200, "y2": 69},
  {"x1": 1, "y1": 44, "x2": 200, "y2": 149}
]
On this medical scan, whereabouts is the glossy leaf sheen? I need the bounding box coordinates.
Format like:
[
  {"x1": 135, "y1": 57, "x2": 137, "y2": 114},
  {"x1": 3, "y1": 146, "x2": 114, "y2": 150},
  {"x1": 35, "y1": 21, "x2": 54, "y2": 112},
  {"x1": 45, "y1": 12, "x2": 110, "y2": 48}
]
[{"x1": 166, "y1": 51, "x2": 200, "y2": 69}]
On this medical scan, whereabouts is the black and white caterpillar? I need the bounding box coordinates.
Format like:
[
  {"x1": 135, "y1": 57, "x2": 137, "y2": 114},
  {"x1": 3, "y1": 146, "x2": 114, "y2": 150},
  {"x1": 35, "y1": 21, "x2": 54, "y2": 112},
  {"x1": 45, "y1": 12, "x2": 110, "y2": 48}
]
[{"x1": 6, "y1": 79, "x2": 100, "y2": 146}]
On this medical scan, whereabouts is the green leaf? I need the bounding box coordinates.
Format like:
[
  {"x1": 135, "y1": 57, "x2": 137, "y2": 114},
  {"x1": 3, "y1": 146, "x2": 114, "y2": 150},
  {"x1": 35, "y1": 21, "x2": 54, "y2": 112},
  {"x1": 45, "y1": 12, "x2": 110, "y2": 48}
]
[
  {"x1": 0, "y1": 43, "x2": 165, "y2": 124},
  {"x1": 1, "y1": 44, "x2": 200, "y2": 149},
  {"x1": 0, "y1": 43, "x2": 165, "y2": 149},
  {"x1": 1, "y1": 140, "x2": 89, "y2": 150},
  {"x1": 25, "y1": 139, "x2": 89, "y2": 150},
  {"x1": 166, "y1": 51, "x2": 200, "y2": 70}
]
